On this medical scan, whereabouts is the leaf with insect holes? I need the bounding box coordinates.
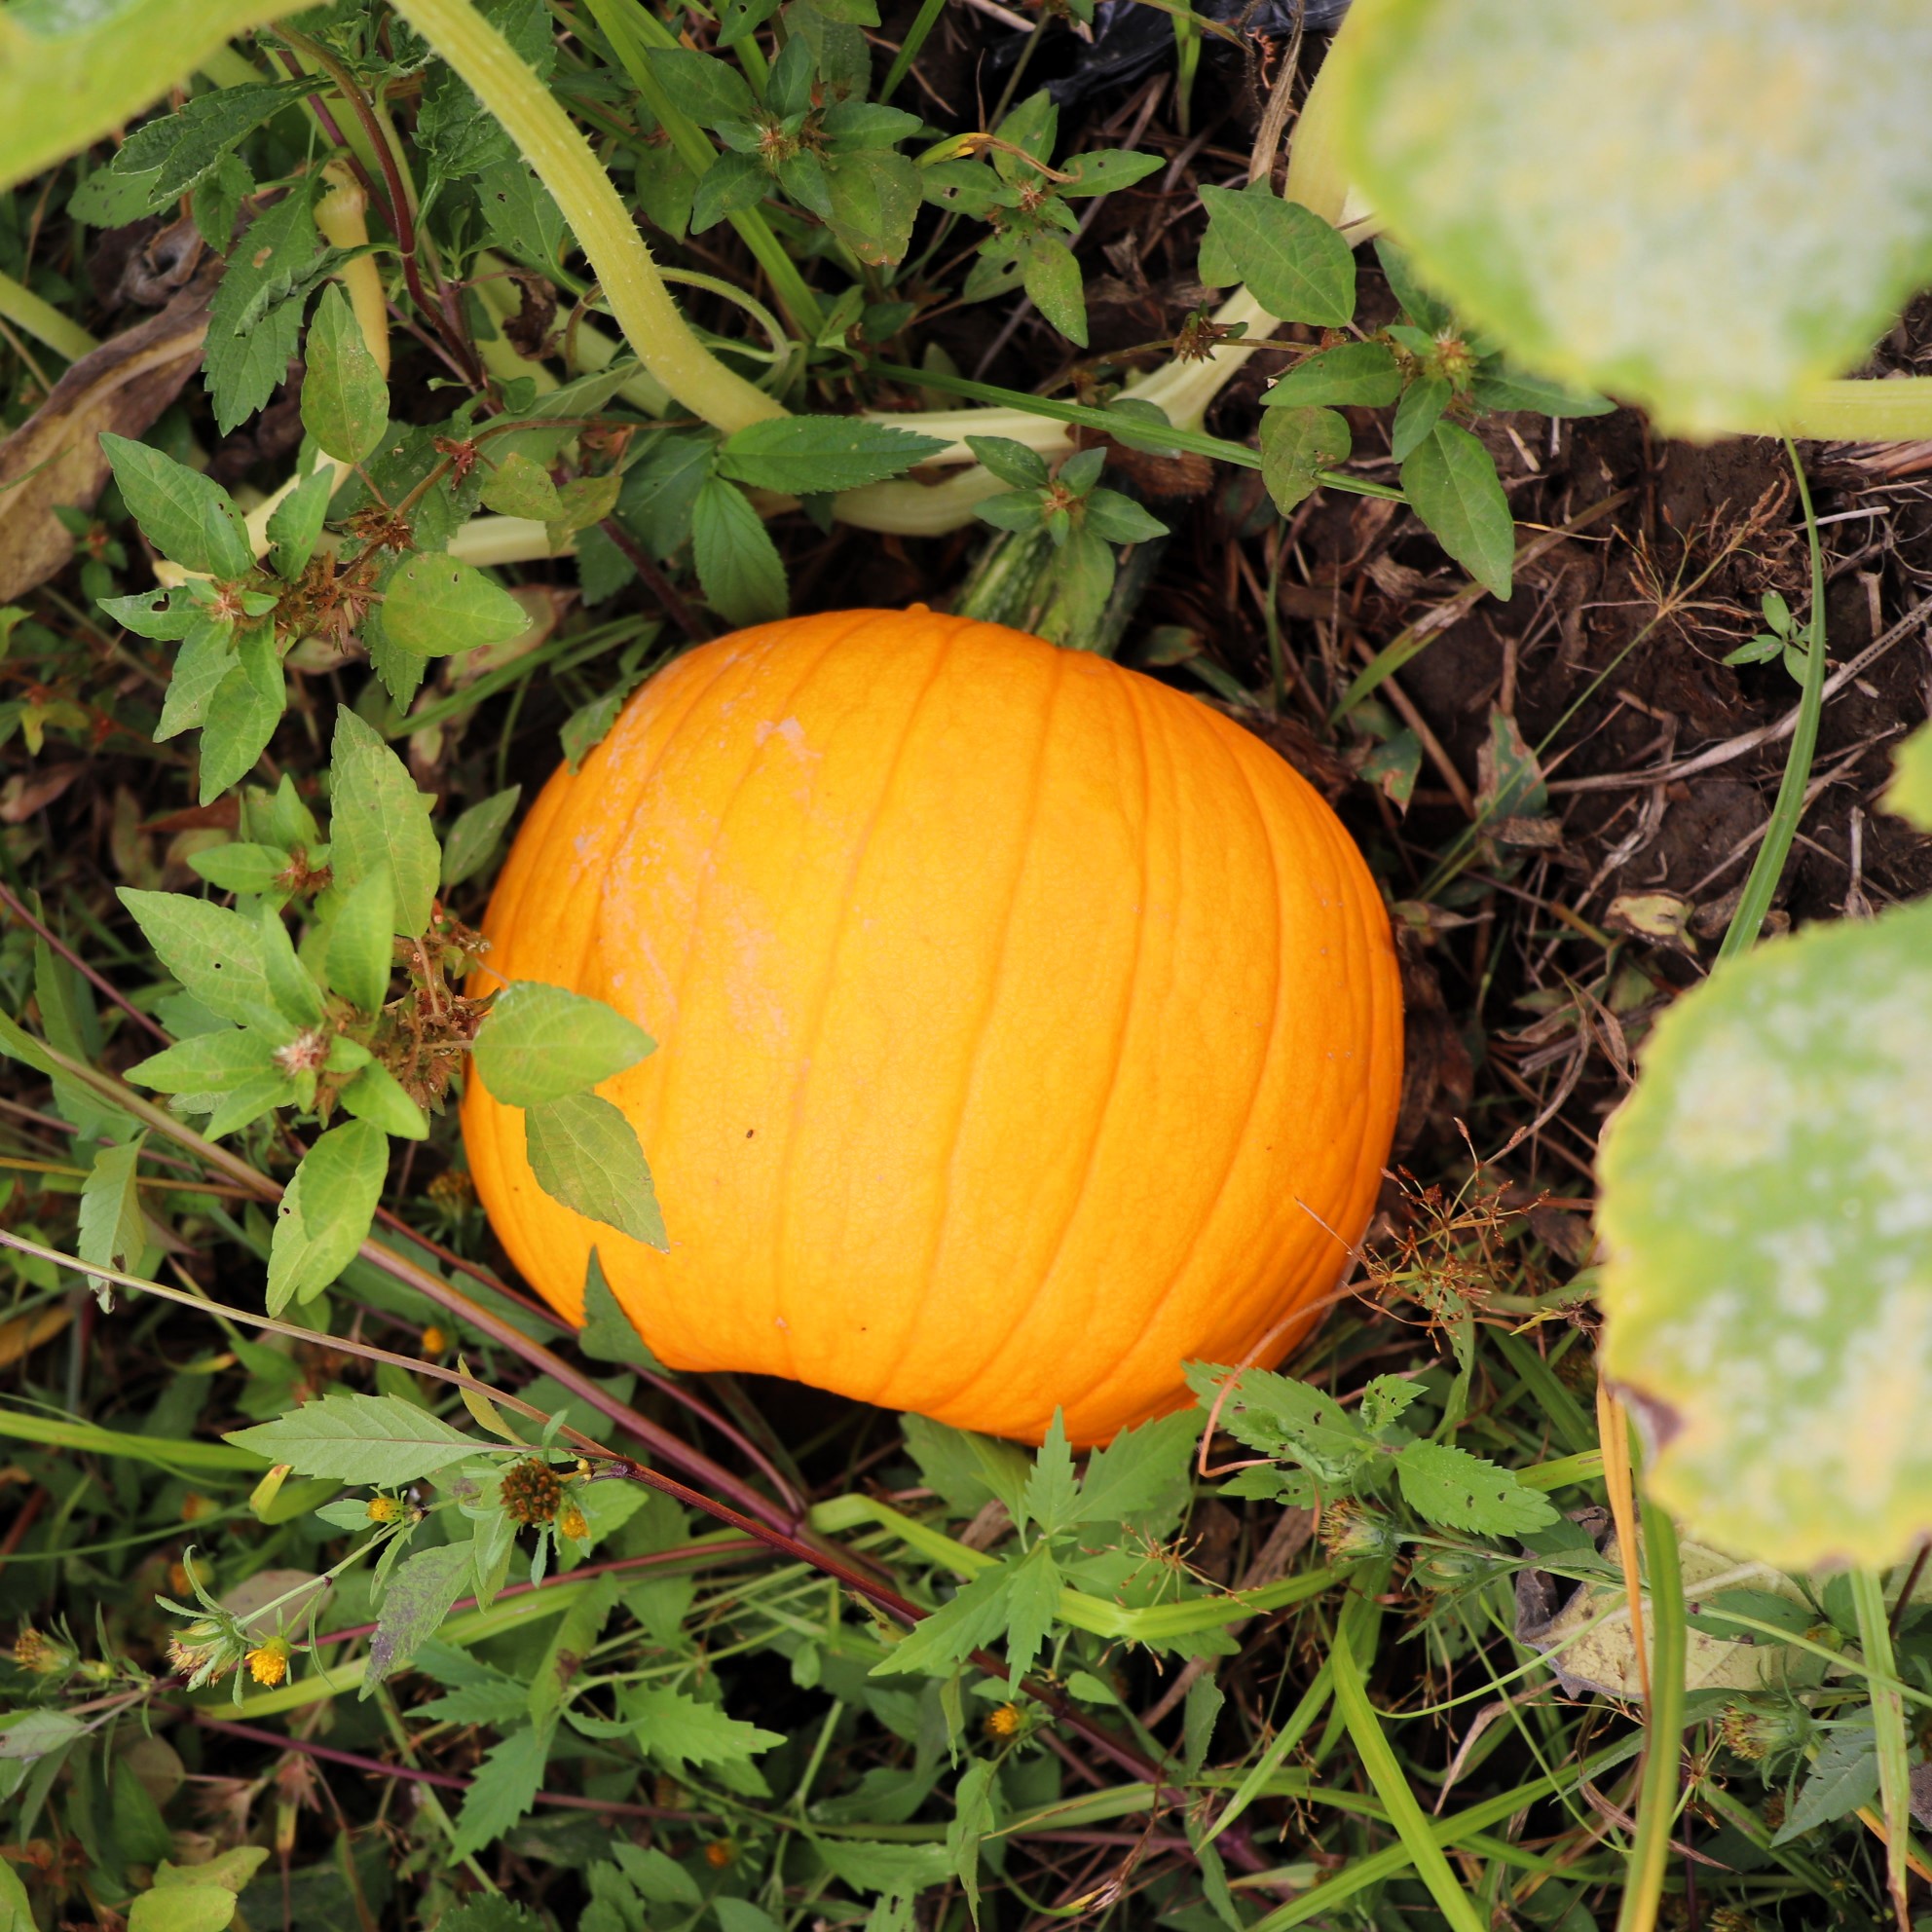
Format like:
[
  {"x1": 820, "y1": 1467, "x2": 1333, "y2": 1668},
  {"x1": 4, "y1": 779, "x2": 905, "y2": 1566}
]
[
  {"x1": 99, "y1": 435, "x2": 253, "y2": 580},
  {"x1": 300, "y1": 282, "x2": 388, "y2": 464},
  {"x1": 328, "y1": 708, "x2": 438, "y2": 937},
  {"x1": 1599, "y1": 897, "x2": 1932, "y2": 1569},
  {"x1": 1336, "y1": 0, "x2": 1932, "y2": 433},
  {"x1": 479, "y1": 452, "x2": 563, "y2": 522},
  {"x1": 717, "y1": 419, "x2": 948, "y2": 496},
  {"x1": 366, "y1": 1539, "x2": 473, "y2": 1686},
  {"x1": 1883, "y1": 723, "x2": 1932, "y2": 832},
  {"x1": 1400, "y1": 422, "x2": 1513, "y2": 599},
  {"x1": 1259, "y1": 405, "x2": 1351, "y2": 515},
  {"x1": 1184, "y1": 1362, "x2": 1369, "y2": 1485},
  {"x1": 1022, "y1": 234, "x2": 1087, "y2": 346},
  {"x1": 383, "y1": 552, "x2": 529, "y2": 657},
  {"x1": 822, "y1": 147, "x2": 920, "y2": 267},
  {"x1": 228, "y1": 1391, "x2": 485, "y2": 1484},
  {"x1": 1393, "y1": 1440, "x2": 1556, "y2": 1535},
  {"x1": 204, "y1": 179, "x2": 321, "y2": 434},
  {"x1": 1198, "y1": 184, "x2": 1355, "y2": 325},
  {"x1": 524, "y1": 1093, "x2": 667, "y2": 1248},
  {"x1": 474, "y1": 982, "x2": 654, "y2": 1107},
  {"x1": 265, "y1": 1120, "x2": 390, "y2": 1313},
  {"x1": 117, "y1": 889, "x2": 281, "y2": 1031}
]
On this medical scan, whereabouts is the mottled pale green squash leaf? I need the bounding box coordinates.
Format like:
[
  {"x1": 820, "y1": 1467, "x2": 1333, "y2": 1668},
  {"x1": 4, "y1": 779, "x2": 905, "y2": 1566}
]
[
  {"x1": 1598, "y1": 898, "x2": 1932, "y2": 1568},
  {"x1": 1882, "y1": 722, "x2": 1932, "y2": 831},
  {"x1": 1336, "y1": 0, "x2": 1932, "y2": 435}
]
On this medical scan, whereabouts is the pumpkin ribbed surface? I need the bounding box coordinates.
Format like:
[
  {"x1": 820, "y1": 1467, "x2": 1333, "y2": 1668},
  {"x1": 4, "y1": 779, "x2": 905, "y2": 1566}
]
[{"x1": 461, "y1": 609, "x2": 1402, "y2": 1445}]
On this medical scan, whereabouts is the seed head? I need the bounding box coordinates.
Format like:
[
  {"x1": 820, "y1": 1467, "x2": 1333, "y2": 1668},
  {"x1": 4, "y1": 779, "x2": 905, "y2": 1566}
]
[
  {"x1": 11, "y1": 1627, "x2": 72, "y2": 1676},
  {"x1": 501, "y1": 1457, "x2": 564, "y2": 1526}
]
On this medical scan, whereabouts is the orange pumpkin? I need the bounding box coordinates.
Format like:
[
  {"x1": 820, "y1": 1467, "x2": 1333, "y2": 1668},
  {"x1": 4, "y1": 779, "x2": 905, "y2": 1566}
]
[{"x1": 461, "y1": 609, "x2": 1401, "y2": 1445}]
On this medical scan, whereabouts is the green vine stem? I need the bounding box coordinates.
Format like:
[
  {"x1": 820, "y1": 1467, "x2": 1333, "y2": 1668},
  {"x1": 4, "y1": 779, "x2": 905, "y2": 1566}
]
[
  {"x1": 389, "y1": 0, "x2": 784, "y2": 436},
  {"x1": 1851, "y1": 1570, "x2": 1914, "y2": 1930},
  {"x1": 1614, "y1": 1493, "x2": 1686, "y2": 1932}
]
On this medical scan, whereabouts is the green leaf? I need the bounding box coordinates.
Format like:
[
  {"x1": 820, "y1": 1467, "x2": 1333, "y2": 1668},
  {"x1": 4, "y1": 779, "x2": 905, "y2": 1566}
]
[
  {"x1": 524, "y1": 1093, "x2": 668, "y2": 1248},
  {"x1": 266, "y1": 1120, "x2": 389, "y2": 1313},
  {"x1": 578, "y1": 1249, "x2": 658, "y2": 1369},
  {"x1": 441, "y1": 786, "x2": 521, "y2": 892},
  {"x1": 474, "y1": 158, "x2": 567, "y2": 272},
  {"x1": 198, "y1": 628, "x2": 283, "y2": 802},
  {"x1": 947, "y1": 1756, "x2": 996, "y2": 1926},
  {"x1": 1002, "y1": 1543, "x2": 1060, "y2": 1682},
  {"x1": 1598, "y1": 896, "x2": 1932, "y2": 1569},
  {"x1": 77, "y1": 1134, "x2": 147, "y2": 1301},
  {"x1": 1083, "y1": 489, "x2": 1168, "y2": 545},
  {"x1": 822, "y1": 149, "x2": 920, "y2": 266},
  {"x1": 98, "y1": 434, "x2": 252, "y2": 580},
  {"x1": 451, "y1": 1719, "x2": 556, "y2": 1858},
  {"x1": 1183, "y1": 1362, "x2": 1370, "y2": 1485},
  {"x1": 474, "y1": 982, "x2": 654, "y2": 1107},
  {"x1": 1334, "y1": 0, "x2": 1932, "y2": 433},
  {"x1": 479, "y1": 451, "x2": 564, "y2": 522},
  {"x1": 814, "y1": 1838, "x2": 952, "y2": 1898},
  {"x1": 643, "y1": 47, "x2": 760, "y2": 129},
  {"x1": 900, "y1": 1414, "x2": 1030, "y2": 1520},
  {"x1": 560, "y1": 686, "x2": 632, "y2": 773},
  {"x1": 1258, "y1": 404, "x2": 1351, "y2": 515},
  {"x1": 691, "y1": 151, "x2": 768, "y2": 234},
  {"x1": 117, "y1": 889, "x2": 279, "y2": 1029},
  {"x1": 619, "y1": 1683, "x2": 784, "y2": 1771},
  {"x1": 367, "y1": 1539, "x2": 473, "y2": 1685},
  {"x1": 1393, "y1": 1440, "x2": 1557, "y2": 1535},
  {"x1": 692, "y1": 477, "x2": 787, "y2": 626},
  {"x1": 383, "y1": 552, "x2": 529, "y2": 658},
  {"x1": 188, "y1": 842, "x2": 290, "y2": 896},
  {"x1": 0, "y1": 0, "x2": 286, "y2": 198},
  {"x1": 204, "y1": 180, "x2": 321, "y2": 435},
  {"x1": 300, "y1": 282, "x2": 389, "y2": 464},
  {"x1": 127, "y1": 1888, "x2": 240, "y2": 1932},
  {"x1": 1056, "y1": 148, "x2": 1164, "y2": 198},
  {"x1": 1074, "y1": 1408, "x2": 1202, "y2": 1536},
  {"x1": 1264, "y1": 341, "x2": 1403, "y2": 409},
  {"x1": 124, "y1": 1025, "x2": 279, "y2": 1095},
  {"x1": 1389, "y1": 373, "x2": 1451, "y2": 462},
  {"x1": 1022, "y1": 234, "x2": 1087, "y2": 346},
  {"x1": 1882, "y1": 722, "x2": 1932, "y2": 832},
  {"x1": 325, "y1": 871, "x2": 396, "y2": 1014},
  {"x1": 157, "y1": 614, "x2": 237, "y2": 741},
  {"x1": 1399, "y1": 422, "x2": 1514, "y2": 599},
  {"x1": 337, "y1": 1062, "x2": 428, "y2": 1140},
  {"x1": 964, "y1": 436, "x2": 1050, "y2": 491},
  {"x1": 328, "y1": 707, "x2": 439, "y2": 936},
  {"x1": 872, "y1": 1563, "x2": 1013, "y2": 1677},
  {"x1": 717, "y1": 418, "x2": 948, "y2": 495},
  {"x1": 1197, "y1": 184, "x2": 1355, "y2": 325},
  {"x1": 227, "y1": 1391, "x2": 484, "y2": 1485},
  {"x1": 1469, "y1": 363, "x2": 1614, "y2": 418}
]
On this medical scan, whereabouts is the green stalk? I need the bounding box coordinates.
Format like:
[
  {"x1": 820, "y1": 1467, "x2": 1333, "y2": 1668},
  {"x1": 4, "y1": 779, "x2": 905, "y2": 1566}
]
[
  {"x1": 0, "y1": 1405, "x2": 260, "y2": 1474},
  {"x1": 0, "y1": 266, "x2": 97, "y2": 362},
  {"x1": 1851, "y1": 1569, "x2": 1913, "y2": 1930},
  {"x1": 389, "y1": 0, "x2": 783, "y2": 432},
  {"x1": 1717, "y1": 438, "x2": 1828, "y2": 960},
  {"x1": 1328, "y1": 1620, "x2": 1490, "y2": 1932},
  {"x1": 1615, "y1": 1495, "x2": 1687, "y2": 1932},
  {"x1": 880, "y1": 0, "x2": 947, "y2": 103}
]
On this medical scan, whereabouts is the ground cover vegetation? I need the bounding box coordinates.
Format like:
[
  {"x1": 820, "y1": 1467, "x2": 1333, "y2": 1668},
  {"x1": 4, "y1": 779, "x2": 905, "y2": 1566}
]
[{"x1": 0, "y1": 0, "x2": 1930, "y2": 1928}]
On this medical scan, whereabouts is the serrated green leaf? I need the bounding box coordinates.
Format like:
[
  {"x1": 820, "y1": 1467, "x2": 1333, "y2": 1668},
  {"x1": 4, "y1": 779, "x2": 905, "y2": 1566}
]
[
  {"x1": 1775, "y1": 1726, "x2": 1877, "y2": 1841},
  {"x1": 1183, "y1": 1362, "x2": 1369, "y2": 1484},
  {"x1": 642, "y1": 47, "x2": 760, "y2": 128},
  {"x1": 717, "y1": 418, "x2": 947, "y2": 495},
  {"x1": 204, "y1": 181, "x2": 321, "y2": 435},
  {"x1": 98, "y1": 434, "x2": 252, "y2": 580},
  {"x1": 325, "y1": 871, "x2": 395, "y2": 1014},
  {"x1": 107, "y1": 80, "x2": 310, "y2": 208},
  {"x1": 451, "y1": 1718, "x2": 555, "y2": 1857},
  {"x1": 871, "y1": 1563, "x2": 1012, "y2": 1677},
  {"x1": 266, "y1": 1120, "x2": 389, "y2": 1313},
  {"x1": 117, "y1": 888, "x2": 280, "y2": 1029},
  {"x1": 300, "y1": 282, "x2": 389, "y2": 464},
  {"x1": 1399, "y1": 421, "x2": 1513, "y2": 599},
  {"x1": 1002, "y1": 1543, "x2": 1060, "y2": 1683},
  {"x1": 692, "y1": 476, "x2": 786, "y2": 627},
  {"x1": 947, "y1": 1755, "x2": 996, "y2": 1925},
  {"x1": 900, "y1": 1414, "x2": 1030, "y2": 1521},
  {"x1": 525, "y1": 1093, "x2": 667, "y2": 1248},
  {"x1": 328, "y1": 707, "x2": 439, "y2": 937},
  {"x1": 620, "y1": 1683, "x2": 784, "y2": 1771},
  {"x1": 1198, "y1": 184, "x2": 1355, "y2": 325},
  {"x1": 1074, "y1": 1408, "x2": 1201, "y2": 1535},
  {"x1": 1336, "y1": 0, "x2": 1932, "y2": 433},
  {"x1": 383, "y1": 552, "x2": 529, "y2": 657},
  {"x1": 474, "y1": 157, "x2": 567, "y2": 272},
  {"x1": 227, "y1": 1390, "x2": 483, "y2": 1485},
  {"x1": 1599, "y1": 897, "x2": 1932, "y2": 1569},
  {"x1": 1258, "y1": 404, "x2": 1351, "y2": 515},
  {"x1": 1266, "y1": 341, "x2": 1403, "y2": 409},
  {"x1": 1022, "y1": 1413, "x2": 1078, "y2": 1538},
  {"x1": 1393, "y1": 1439, "x2": 1557, "y2": 1535}
]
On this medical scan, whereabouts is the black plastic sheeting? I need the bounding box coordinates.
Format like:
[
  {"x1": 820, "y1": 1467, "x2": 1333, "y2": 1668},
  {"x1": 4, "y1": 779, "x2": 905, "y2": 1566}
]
[{"x1": 983, "y1": 0, "x2": 1353, "y2": 108}]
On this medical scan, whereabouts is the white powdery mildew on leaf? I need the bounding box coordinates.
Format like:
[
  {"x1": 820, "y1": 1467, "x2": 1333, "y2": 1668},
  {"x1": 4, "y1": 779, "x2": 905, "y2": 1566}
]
[
  {"x1": 1341, "y1": 0, "x2": 1932, "y2": 433},
  {"x1": 1598, "y1": 898, "x2": 1932, "y2": 1569}
]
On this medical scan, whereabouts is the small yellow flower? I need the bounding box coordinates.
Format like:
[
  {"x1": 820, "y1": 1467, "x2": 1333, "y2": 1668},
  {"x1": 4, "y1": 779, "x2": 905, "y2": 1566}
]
[
  {"x1": 245, "y1": 1636, "x2": 292, "y2": 1687},
  {"x1": 420, "y1": 1325, "x2": 449, "y2": 1356},
  {"x1": 366, "y1": 1496, "x2": 405, "y2": 1523},
  {"x1": 558, "y1": 1503, "x2": 589, "y2": 1542},
  {"x1": 703, "y1": 1839, "x2": 737, "y2": 1870},
  {"x1": 984, "y1": 1702, "x2": 1022, "y2": 1739}
]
